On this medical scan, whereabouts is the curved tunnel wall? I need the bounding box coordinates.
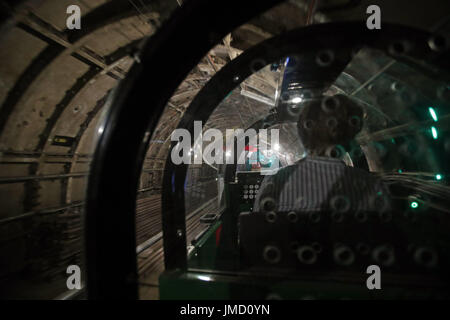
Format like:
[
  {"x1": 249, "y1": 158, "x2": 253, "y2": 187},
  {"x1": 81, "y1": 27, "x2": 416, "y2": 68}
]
[
  {"x1": 0, "y1": 0, "x2": 285, "y2": 298},
  {"x1": 0, "y1": 0, "x2": 179, "y2": 298}
]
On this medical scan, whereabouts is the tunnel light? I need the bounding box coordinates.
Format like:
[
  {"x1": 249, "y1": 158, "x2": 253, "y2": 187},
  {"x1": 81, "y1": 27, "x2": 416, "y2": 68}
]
[
  {"x1": 291, "y1": 96, "x2": 303, "y2": 104},
  {"x1": 197, "y1": 275, "x2": 212, "y2": 282},
  {"x1": 226, "y1": 151, "x2": 231, "y2": 158},
  {"x1": 436, "y1": 174, "x2": 442, "y2": 180},
  {"x1": 431, "y1": 126, "x2": 438, "y2": 139},
  {"x1": 429, "y1": 107, "x2": 438, "y2": 122},
  {"x1": 410, "y1": 201, "x2": 419, "y2": 209},
  {"x1": 274, "y1": 143, "x2": 280, "y2": 151}
]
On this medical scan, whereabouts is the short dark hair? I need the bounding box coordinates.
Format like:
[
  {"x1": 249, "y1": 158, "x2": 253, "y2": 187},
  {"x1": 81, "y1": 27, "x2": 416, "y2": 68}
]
[{"x1": 297, "y1": 94, "x2": 363, "y2": 156}]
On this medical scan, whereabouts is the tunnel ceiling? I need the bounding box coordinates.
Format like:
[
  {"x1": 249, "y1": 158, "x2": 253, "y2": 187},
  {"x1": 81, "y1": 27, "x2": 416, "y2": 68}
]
[
  {"x1": 0, "y1": 1, "x2": 305, "y2": 155},
  {"x1": 0, "y1": 0, "x2": 312, "y2": 218}
]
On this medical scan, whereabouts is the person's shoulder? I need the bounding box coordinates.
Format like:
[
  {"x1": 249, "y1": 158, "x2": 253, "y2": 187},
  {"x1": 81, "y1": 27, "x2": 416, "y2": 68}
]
[
  {"x1": 287, "y1": 156, "x2": 345, "y2": 169},
  {"x1": 305, "y1": 155, "x2": 346, "y2": 165},
  {"x1": 275, "y1": 162, "x2": 301, "y2": 176}
]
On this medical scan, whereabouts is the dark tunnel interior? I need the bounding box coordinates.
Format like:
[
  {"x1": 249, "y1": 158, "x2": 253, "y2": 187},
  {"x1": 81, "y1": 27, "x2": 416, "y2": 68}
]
[{"x1": 0, "y1": 0, "x2": 449, "y2": 300}]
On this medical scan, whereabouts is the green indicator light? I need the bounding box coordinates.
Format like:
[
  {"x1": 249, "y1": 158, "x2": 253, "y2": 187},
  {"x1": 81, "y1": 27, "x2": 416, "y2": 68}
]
[
  {"x1": 429, "y1": 107, "x2": 438, "y2": 122},
  {"x1": 431, "y1": 126, "x2": 438, "y2": 139},
  {"x1": 411, "y1": 201, "x2": 419, "y2": 209},
  {"x1": 398, "y1": 169, "x2": 403, "y2": 173},
  {"x1": 436, "y1": 174, "x2": 442, "y2": 180}
]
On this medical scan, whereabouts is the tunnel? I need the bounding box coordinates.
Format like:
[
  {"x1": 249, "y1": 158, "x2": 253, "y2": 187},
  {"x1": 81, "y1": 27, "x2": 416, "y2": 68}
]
[{"x1": 0, "y1": 0, "x2": 449, "y2": 301}]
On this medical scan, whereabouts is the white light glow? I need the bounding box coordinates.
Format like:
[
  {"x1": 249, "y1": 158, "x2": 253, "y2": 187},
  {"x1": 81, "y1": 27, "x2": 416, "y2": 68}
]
[
  {"x1": 429, "y1": 107, "x2": 438, "y2": 122},
  {"x1": 292, "y1": 97, "x2": 302, "y2": 104},
  {"x1": 198, "y1": 275, "x2": 212, "y2": 282},
  {"x1": 431, "y1": 126, "x2": 438, "y2": 139}
]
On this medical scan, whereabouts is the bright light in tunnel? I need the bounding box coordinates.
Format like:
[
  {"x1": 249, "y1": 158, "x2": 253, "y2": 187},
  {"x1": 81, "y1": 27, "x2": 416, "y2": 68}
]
[
  {"x1": 285, "y1": 57, "x2": 290, "y2": 66},
  {"x1": 291, "y1": 96, "x2": 302, "y2": 104},
  {"x1": 226, "y1": 151, "x2": 231, "y2": 157},
  {"x1": 429, "y1": 107, "x2": 438, "y2": 122},
  {"x1": 411, "y1": 201, "x2": 419, "y2": 209},
  {"x1": 274, "y1": 143, "x2": 280, "y2": 151},
  {"x1": 436, "y1": 174, "x2": 442, "y2": 180},
  {"x1": 197, "y1": 275, "x2": 212, "y2": 282},
  {"x1": 431, "y1": 126, "x2": 438, "y2": 139}
]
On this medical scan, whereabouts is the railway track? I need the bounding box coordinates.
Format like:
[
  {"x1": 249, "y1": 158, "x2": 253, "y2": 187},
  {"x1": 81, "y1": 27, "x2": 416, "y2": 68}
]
[
  {"x1": 51, "y1": 194, "x2": 220, "y2": 299},
  {"x1": 136, "y1": 196, "x2": 220, "y2": 285}
]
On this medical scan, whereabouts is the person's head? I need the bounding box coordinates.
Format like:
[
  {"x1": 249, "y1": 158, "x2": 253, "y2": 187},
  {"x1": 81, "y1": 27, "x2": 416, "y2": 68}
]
[{"x1": 297, "y1": 94, "x2": 364, "y2": 157}]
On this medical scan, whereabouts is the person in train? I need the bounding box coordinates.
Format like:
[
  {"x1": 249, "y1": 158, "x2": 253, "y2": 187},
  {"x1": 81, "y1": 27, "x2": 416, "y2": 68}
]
[{"x1": 253, "y1": 94, "x2": 391, "y2": 214}]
